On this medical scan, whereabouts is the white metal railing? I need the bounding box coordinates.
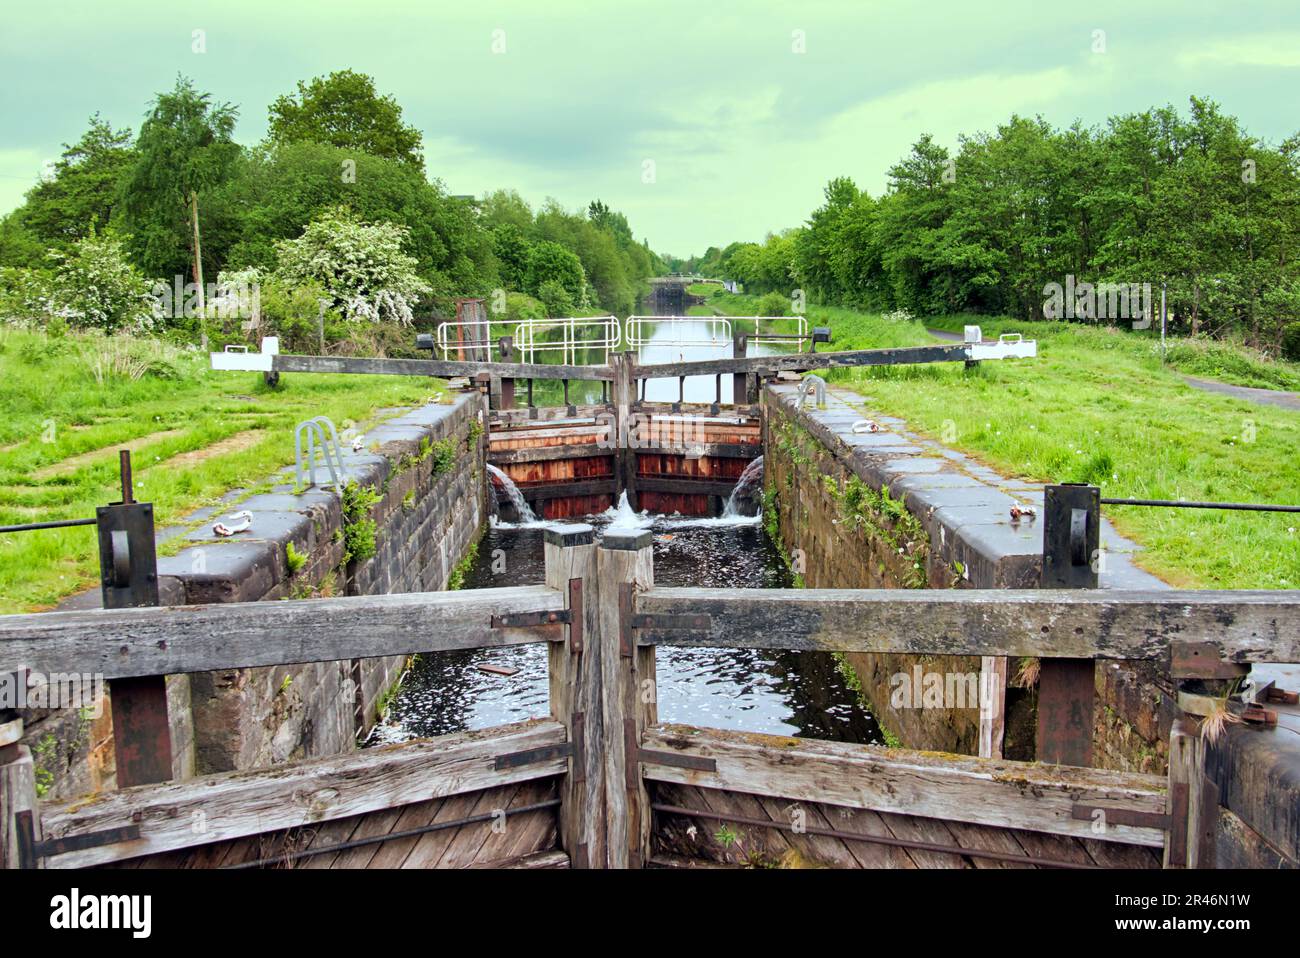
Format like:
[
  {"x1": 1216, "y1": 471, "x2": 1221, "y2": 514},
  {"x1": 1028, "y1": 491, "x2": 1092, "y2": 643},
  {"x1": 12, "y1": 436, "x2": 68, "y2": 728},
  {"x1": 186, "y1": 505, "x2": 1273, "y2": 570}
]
[
  {"x1": 434, "y1": 319, "x2": 509, "y2": 361},
  {"x1": 748, "y1": 315, "x2": 809, "y2": 346},
  {"x1": 624, "y1": 316, "x2": 732, "y2": 349},
  {"x1": 513, "y1": 316, "x2": 622, "y2": 365}
]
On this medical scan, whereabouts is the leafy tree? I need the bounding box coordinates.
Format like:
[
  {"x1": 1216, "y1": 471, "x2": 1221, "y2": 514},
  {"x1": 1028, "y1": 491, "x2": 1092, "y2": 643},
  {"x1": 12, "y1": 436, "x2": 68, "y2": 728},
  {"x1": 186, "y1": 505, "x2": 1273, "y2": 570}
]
[
  {"x1": 21, "y1": 115, "x2": 136, "y2": 248},
  {"x1": 217, "y1": 141, "x2": 495, "y2": 300},
  {"x1": 0, "y1": 212, "x2": 45, "y2": 269},
  {"x1": 524, "y1": 240, "x2": 585, "y2": 304},
  {"x1": 41, "y1": 229, "x2": 155, "y2": 332},
  {"x1": 120, "y1": 76, "x2": 240, "y2": 321},
  {"x1": 491, "y1": 223, "x2": 532, "y2": 290},
  {"x1": 267, "y1": 70, "x2": 424, "y2": 170},
  {"x1": 479, "y1": 189, "x2": 535, "y2": 232}
]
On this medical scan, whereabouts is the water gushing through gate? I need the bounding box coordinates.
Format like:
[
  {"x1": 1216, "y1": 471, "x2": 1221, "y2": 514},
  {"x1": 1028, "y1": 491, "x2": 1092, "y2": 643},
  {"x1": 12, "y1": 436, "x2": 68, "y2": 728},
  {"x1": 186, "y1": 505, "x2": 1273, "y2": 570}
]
[
  {"x1": 722, "y1": 455, "x2": 764, "y2": 518},
  {"x1": 487, "y1": 463, "x2": 537, "y2": 524}
]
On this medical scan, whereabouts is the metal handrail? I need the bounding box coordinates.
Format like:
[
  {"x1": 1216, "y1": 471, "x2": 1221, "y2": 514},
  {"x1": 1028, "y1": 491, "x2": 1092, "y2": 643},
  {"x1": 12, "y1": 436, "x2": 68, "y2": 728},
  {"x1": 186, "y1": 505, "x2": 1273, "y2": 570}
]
[
  {"x1": 434, "y1": 319, "x2": 509, "y2": 361},
  {"x1": 513, "y1": 316, "x2": 621, "y2": 365},
  {"x1": 624, "y1": 316, "x2": 732, "y2": 349},
  {"x1": 749, "y1": 315, "x2": 809, "y2": 346}
]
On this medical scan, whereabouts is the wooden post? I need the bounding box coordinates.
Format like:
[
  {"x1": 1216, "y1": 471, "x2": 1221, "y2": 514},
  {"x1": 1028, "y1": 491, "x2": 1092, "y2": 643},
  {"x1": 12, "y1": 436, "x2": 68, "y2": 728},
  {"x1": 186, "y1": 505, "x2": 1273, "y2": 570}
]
[
  {"x1": 613, "y1": 353, "x2": 637, "y2": 510},
  {"x1": 1, "y1": 743, "x2": 40, "y2": 869},
  {"x1": 598, "y1": 530, "x2": 655, "y2": 868},
  {"x1": 498, "y1": 336, "x2": 516, "y2": 411},
  {"x1": 978, "y1": 655, "x2": 1007, "y2": 759},
  {"x1": 1036, "y1": 483, "x2": 1100, "y2": 767},
  {"x1": 732, "y1": 333, "x2": 747, "y2": 407},
  {"x1": 1165, "y1": 718, "x2": 1215, "y2": 868},
  {"x1": 543, "y1": 524, "x2": 602, "y2": 869}
]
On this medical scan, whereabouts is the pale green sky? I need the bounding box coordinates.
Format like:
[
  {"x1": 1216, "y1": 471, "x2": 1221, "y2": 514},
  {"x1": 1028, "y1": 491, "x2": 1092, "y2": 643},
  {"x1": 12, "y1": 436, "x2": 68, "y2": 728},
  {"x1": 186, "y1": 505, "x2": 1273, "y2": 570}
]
[{"x1": 2, "y1": 1, "x2": 1298, "y2": 254}]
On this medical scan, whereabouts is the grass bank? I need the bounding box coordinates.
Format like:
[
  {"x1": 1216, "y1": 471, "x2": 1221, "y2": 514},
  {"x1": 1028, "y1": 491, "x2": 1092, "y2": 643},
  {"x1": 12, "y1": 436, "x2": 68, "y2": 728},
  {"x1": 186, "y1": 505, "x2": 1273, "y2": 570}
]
[
  {"x1": 710, "y1": 295, "x2": 1300, "y2": 590},
  {"x1": 0, "y1": 329, "x2": 442, "y2": 612}
]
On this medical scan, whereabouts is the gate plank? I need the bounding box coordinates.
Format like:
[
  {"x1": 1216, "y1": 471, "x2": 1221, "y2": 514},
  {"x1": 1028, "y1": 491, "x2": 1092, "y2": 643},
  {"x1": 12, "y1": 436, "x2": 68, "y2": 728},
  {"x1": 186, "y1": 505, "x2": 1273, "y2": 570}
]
[
  {"x1": 37, "y1": 719, "x2": 567, "y2": 868},
  {"x1": 640, "y1": 724, "x2": 1168, "y2": 848}
]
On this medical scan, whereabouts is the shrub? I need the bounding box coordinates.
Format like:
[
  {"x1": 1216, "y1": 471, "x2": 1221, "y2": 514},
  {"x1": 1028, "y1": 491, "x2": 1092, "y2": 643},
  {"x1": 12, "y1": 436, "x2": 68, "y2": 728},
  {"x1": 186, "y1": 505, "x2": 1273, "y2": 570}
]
[
  {"x1": 76, "y1": 334, "x2": 189, "y2": 384},
  {"x1": 757, "y1": 291, "x2": 788, "y2": 316},
  {"x1": 536, "y1": 278, "x2": 575, "y2": 318},
  {"x1": 1283, "y1": 322, "x2": 1300, "y2": 363},
  {"x1": 524, "y1": 241, "x2": 585, "y2": 303},
  {"x1": 46, "y1": 230, "x2": 156, "y2": 333},
  {"x1": 274, "y1": 207, "x2": 431, "y2": 325},
  {"x1": 0, "y1": 267, "x2": 56, "y2": 326},
  {"x1": 340, "y1": 480, "x2": 381, "y2": 564},
  {"x1": 256, "y1": 276, "x2": 343, "y2": 352}
]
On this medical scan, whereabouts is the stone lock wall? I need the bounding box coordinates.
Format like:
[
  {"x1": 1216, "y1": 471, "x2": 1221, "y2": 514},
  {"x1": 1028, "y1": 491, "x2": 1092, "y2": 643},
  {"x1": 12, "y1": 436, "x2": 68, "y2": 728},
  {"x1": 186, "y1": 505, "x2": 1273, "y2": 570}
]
[
  {"x1": 762, "y1": 382, "x2": 1172, "y2": 765},
  {"x1": 763, "y1": 384, "x2": 1037, "y2": 756},
  {"x1": 27, "y1": 391, "x2": 487, "y2": 798}
]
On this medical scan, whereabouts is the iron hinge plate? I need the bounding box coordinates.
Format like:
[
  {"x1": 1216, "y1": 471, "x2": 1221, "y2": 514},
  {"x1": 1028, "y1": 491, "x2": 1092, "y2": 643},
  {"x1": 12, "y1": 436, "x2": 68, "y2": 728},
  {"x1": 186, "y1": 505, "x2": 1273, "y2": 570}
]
[
  {"x1": 1070, "y1": 803, "x2": 1171, "y2": 831},
  {"x1": 15, "y1": 810, "x2": 142, "y2": 867},
  {"x1": 1169, "y1": 641, "x2": 1251, "y2": 680},
  {"x1": 493, "y1": 741, "x2": 574, "y2": 771},
  {"x1": 624, "y1": 719, "x2": 717, "y2": 786},
  {"x1": 491, "y1": 609, "x2": 571, "y2": 630}
]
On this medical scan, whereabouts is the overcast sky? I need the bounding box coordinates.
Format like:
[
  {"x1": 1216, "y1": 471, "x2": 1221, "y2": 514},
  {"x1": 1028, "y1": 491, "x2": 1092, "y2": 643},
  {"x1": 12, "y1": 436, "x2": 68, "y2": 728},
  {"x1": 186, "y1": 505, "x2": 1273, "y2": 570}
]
[{"x1": 1, "y1": 1, "x2": 1298, "y2": 255}]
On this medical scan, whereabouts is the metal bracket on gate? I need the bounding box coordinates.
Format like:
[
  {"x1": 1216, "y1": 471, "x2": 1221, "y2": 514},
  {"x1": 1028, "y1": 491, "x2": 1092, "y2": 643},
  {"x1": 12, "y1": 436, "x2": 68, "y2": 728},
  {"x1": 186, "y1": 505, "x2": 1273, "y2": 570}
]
[
  {"x1": 628, "y1": 604, "x2": 714, "y2": 653},
  {"x1": 1069, "y1": 802, "x2": 1172, "y2": 832},
  {"x1": 1168, "y1": 641, "x2": 1251, "y2": 680},
  {"x1": 494, "y1": 710, "x2": 586, "y2": 775},
  {"x1": 567, "y1": 579, "x2": 583, "y2": 654},
  {"x1": 490, "y1": 608, "x2": 571, "y2": 645},
  {"x1": 492, "y1": 741, "x2": 575, "y2": 771},
  {"x1": 13, "y1": 810, "x2": 141, "y2": 869},
  {"x1": 1070, "y1": 782, "x2": 1190, "y2": 866},
  {"x1": 624, "y1": 719, "x2": 716, "y2": 788}
]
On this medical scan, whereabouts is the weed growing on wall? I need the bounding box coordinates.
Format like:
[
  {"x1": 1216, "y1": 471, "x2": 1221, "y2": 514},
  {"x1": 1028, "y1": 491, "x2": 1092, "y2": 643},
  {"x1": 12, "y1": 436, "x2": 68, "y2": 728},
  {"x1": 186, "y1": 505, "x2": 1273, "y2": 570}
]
[
  {"x1": 341, "y1": 480, "x2": 381, "y2": 563},
  {"x1": 285, "y1": 541, "x2": 307, "y2": 575}
]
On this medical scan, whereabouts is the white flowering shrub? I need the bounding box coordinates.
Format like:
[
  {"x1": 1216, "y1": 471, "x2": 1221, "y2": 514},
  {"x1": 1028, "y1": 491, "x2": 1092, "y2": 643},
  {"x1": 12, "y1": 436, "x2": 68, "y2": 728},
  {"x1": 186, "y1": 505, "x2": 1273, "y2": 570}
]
[
  {"x1": 1, "y1": 232, "x2": 155, "y2": 333},
  {"x1": 209, "y1": 267, "x2": 262, "y2": 322},
  {"x1": 274, "y1": 208, "x2": 431, "y2": 325}
]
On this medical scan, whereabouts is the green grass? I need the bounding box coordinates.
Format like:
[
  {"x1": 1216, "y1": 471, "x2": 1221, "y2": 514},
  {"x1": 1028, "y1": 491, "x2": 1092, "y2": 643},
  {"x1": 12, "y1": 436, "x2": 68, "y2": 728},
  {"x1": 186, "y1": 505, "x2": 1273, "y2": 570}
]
[
  {"x1": 685, "y1": 281, "x2": 724, "y2": 298},
  {"x1": 0, "y1": 327, "x2": 444, "y2": 612},
  {"x1": 713, "y1": 296, "x2": 1300, "y2": 590},
  {"x1": 925, "y1": 315, "x2": 1300, "y2": 392}
]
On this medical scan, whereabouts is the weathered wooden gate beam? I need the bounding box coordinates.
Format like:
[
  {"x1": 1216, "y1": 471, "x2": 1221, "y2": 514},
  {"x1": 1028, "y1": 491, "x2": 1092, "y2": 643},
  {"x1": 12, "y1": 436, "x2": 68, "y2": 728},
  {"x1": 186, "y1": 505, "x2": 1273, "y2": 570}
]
[
  {"x1": 631, "y1": 587, "x2": 1300, "y2": 664},
  {"x1": 636, "y1": 342, "x2": 972, "y2": 378},
  {"x1": 0, "y1": 586, "x2": 567, "y2": 680}
]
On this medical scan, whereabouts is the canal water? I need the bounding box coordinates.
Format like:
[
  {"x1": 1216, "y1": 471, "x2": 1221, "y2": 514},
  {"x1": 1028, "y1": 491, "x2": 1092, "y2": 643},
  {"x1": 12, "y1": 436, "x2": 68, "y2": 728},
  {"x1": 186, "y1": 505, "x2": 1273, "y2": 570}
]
[
  {"x1": 368, "y1": 510, "x2": 883, "y2": 745},
  {"x1": 368, "y1": 300, "x2": 881, "y2": 746}
]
